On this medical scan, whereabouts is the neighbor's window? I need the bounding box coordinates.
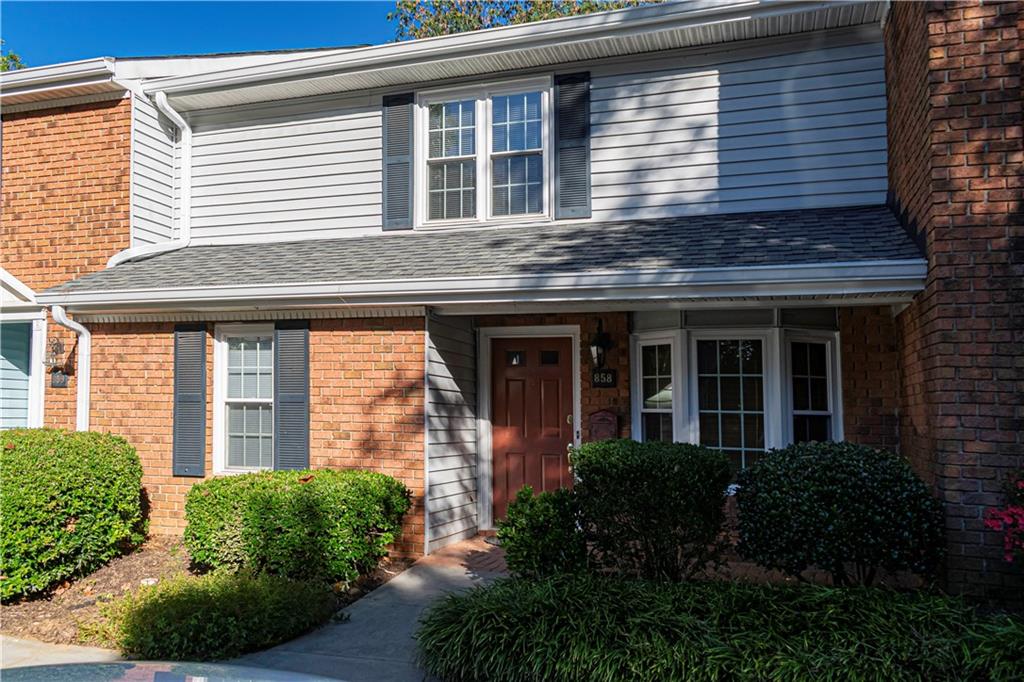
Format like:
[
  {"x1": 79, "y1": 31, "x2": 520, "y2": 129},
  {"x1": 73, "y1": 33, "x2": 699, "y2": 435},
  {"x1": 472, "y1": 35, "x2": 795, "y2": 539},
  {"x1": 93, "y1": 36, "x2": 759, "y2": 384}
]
[
  {"x1": 427, "y1": 99, "x2": 476, "y2": 220},
  {"x1": 639, "y1": 343, "x2": 673, "y2": 442},
  {"x1": 225, "y1": 333, "x2": 274, "y2": 470},
  {"x1": 790, "y1": 341, "x2": 832, "y2": 442},
  {"x1": 696, "y1": 339, "x2": 765, "y2": 471},
  {"x1": 420, "y1": 81, "x2": 549, "y2": 225}
]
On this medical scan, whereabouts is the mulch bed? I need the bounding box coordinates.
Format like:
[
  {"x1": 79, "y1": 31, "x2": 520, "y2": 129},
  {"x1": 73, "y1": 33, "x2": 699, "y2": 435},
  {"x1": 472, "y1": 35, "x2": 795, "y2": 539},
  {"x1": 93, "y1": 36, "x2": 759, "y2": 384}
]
[{"x1": 0, "y1": 538, "x2": 413, "y2": 647}]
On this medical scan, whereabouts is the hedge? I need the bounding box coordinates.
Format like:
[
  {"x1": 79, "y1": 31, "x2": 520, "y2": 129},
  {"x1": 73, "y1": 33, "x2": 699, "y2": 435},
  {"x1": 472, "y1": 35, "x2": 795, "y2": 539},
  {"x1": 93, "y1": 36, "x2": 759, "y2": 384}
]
[
  {"x1": 184, "y1": 469, "x2": 411, "y2": 582},
  {"x1": 498, "y1": 440, "x2": 730, "y2": 580},
  {"x1": 417, "y1": 576, "x2": 1024, "y2": 682},
  {"x1": 736, "y1": 441, "x2": 945, "y2": 585},
  {"x1": 86, "y1": 572, "x2": 338, "y2": 661},
  {"x1": 0, "y1": 429, "x2": 144, "y2": 601}
]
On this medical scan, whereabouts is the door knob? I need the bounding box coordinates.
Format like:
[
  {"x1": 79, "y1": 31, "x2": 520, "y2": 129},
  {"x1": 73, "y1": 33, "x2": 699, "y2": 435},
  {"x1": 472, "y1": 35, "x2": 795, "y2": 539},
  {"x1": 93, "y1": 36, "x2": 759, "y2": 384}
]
[{"x1": 566, "y1": 413, "x2": 573, "y2": 424}]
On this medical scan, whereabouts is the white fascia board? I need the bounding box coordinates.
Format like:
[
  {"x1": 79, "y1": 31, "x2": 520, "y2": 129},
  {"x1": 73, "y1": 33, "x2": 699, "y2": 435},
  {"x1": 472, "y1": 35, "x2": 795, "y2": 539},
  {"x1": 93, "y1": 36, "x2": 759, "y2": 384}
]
[
  {"x1": 141, "y1": 0, "x2": 846, "y2": 97},
  {"x1": 0, "y1": 57, "x2": 114, "y2": 88},
  {"x1": 36, "y1": 260, "x2": 926, "y2": 311}
]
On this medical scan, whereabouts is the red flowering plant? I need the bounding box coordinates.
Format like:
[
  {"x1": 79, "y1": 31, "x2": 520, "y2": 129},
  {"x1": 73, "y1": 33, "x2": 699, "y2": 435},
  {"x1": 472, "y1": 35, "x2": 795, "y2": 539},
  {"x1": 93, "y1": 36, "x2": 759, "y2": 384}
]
[{"x1": 984, "y1": 470, "x2": 1024, "y2": 564}]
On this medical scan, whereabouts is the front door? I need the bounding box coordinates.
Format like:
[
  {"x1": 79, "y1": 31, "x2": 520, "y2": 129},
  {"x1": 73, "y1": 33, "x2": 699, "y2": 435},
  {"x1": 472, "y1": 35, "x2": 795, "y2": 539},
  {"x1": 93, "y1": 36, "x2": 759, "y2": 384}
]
[{"x1": 491, "y1": 337, "x2": 574, "y2": 521}]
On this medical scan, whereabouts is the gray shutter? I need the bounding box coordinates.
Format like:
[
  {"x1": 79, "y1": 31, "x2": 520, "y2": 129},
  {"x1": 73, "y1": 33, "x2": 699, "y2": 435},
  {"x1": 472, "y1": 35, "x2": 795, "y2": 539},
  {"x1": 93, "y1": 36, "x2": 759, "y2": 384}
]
[
  {"x1": 172, "y1": 324, "x2": 206, "y2": 477},
  {"x1": 273, "y1": 320, "x2": 310, "y2": 470},
  {"x1": 383, "y1": 93, "x2": 414, "y2": 230},
  {"x1": 554, "y1": 73, "x2": 591, "y2": 220}
]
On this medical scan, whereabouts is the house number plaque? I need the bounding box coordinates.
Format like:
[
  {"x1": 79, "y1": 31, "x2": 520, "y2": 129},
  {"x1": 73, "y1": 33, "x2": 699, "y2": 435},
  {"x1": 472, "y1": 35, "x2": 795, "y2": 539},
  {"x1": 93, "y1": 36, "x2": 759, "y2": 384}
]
[{"x1": 591, "y1": 368, "x2": 617, "y2": 388}]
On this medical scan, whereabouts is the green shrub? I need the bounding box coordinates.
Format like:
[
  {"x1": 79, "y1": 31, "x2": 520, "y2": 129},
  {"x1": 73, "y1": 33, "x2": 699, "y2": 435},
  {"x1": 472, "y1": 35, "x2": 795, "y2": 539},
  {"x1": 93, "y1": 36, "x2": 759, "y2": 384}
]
[
  {"x1": 572, "y1": 439, "x2": 731, "y2": 580},
  {"x1": 86, "y1": 572, "x2": 338, "y2": 660},
  {"x1": 417, "y1": 575, "x2": 1024, "y2": 682},
  {"x1": 498, "y1": 486, "x2": 586, "y2": 578},
  {"x1": 184, "y1": 469, "x2": 411, "y2": 582},
  {"x1": 0, "y1": 429, "x2": 144, "y2": 601},
  {"x1": 736, "y1": 441, "x2": 944, "y2": 585}
]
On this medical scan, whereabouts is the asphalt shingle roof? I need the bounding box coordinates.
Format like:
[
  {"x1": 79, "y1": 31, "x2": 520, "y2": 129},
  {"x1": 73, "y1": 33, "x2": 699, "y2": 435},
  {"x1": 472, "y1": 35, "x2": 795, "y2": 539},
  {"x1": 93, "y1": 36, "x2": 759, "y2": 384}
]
[{"x1": 45, "y1": 206, "x2": 922, "y2": 295}]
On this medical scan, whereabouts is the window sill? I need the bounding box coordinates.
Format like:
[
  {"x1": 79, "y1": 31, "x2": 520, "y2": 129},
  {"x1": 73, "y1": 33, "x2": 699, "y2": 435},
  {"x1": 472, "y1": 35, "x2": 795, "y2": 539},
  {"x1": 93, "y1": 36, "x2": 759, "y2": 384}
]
[{"x1": 415, "y1": 214, "x2": 553, "y2": 232}]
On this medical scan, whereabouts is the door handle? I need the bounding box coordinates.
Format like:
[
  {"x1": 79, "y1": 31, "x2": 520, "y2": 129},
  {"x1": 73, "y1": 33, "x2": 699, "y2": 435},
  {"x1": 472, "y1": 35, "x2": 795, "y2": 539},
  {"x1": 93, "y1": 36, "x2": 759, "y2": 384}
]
[{"x1": 566, "y1": 413, "x2": 573, "y2": 424}]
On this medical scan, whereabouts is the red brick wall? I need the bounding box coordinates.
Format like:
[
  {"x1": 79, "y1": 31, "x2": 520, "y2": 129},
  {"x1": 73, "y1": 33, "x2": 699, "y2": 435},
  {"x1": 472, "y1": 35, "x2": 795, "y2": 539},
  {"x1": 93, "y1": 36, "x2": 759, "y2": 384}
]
[
  {"x1": 474, "y1": 313, "x2": 631, "y2": 441},
  {"x1": 886, "y1": 0, "x2": 1023, "y2": 600},
  {"x1": 87, "y1": 318, "x2": 427, "y2": 555},
  {"x1": 839, "y1": 306, "x2": 902, "y2": 452},
  {"x1": 309, "y1": 317, "x2": 426, "y2": 556},
  {"x1": 0, "y1": 98, "x2": 132, "y2": 430}
]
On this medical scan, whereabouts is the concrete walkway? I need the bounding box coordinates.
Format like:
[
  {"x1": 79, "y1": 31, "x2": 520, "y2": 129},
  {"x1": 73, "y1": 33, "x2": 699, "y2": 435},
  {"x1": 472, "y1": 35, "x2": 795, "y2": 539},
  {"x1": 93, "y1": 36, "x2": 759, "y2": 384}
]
[
  {"x1": 0, "y1": 635, "x2": 120, "y2": 669},
  {"x1": 239, "y1": 537, "x2": 507, "y2": 682}
]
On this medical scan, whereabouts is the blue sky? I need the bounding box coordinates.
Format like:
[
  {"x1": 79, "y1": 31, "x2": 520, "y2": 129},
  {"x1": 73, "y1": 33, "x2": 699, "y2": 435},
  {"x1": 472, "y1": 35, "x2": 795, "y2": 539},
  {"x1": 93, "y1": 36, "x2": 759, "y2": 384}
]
[{"x1": 2, "y1": 1, "x2": 398, "y2": 68}]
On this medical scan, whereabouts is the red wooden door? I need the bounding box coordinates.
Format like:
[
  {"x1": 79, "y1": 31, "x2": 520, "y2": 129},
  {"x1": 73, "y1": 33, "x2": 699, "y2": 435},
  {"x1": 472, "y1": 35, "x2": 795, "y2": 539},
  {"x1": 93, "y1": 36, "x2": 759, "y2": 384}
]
[{"x1": 491, "y1": 337, "x2": 574, "y2": 521}]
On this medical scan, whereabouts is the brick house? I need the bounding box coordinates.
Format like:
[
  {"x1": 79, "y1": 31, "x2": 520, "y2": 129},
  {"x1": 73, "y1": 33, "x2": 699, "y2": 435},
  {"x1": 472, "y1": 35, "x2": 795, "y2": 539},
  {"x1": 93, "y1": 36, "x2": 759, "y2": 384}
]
[{"x1": 1, "y1": 1, "x2": 1020, "y2": 597}]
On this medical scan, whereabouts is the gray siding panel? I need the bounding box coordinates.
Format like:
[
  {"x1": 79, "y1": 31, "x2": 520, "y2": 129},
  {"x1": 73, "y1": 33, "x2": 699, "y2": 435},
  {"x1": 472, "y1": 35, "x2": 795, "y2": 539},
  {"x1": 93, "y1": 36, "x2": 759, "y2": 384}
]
[
  {"x1": 131, "y1": 94, "x2": 175, "y2": 245},
  {"x1": 589, "y1": 27, "x2": 887, "y2": 219},
  {"x1": 426, "y1": 314, "x2": 478, "y2": 553},
  {"x1": 189, "y1": 94, "x2": 383, "y2": 244}
]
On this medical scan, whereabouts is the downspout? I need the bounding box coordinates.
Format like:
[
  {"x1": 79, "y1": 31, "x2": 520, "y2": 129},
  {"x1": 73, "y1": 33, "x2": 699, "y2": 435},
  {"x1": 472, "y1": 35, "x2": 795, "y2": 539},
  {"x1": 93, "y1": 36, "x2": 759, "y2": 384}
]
[
  {"x1": 106, "y1": 91, "x2": 191, "y2": 267},
  {"x1": 50, "y1": 305, "x2": 90, "y2": 431}
]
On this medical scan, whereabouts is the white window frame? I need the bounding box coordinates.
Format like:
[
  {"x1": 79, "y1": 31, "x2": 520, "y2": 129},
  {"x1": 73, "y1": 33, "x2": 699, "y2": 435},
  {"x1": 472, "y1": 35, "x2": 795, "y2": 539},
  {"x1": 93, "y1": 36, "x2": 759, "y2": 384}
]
[
  {"x1": 687, "y1": 329, "x2": 784, "y2": 455},
  {"x1": 213, "y1": 323, "x2": 275, "y2": 474},
  {"x1": 414, "y1": 75, "x2": 554, "y2": 229},
  {"x1": 630, "y1": 329, "x2": 686, "y2": 443},
  {"x1": 781, "y1": 329, "x2": 844, "y2": 444}
]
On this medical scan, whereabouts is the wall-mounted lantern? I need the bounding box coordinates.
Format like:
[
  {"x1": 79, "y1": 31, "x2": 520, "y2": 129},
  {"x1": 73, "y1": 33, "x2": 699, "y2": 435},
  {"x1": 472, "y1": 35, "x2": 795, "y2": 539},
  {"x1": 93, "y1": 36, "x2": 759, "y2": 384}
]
[
  {"x1": 43, "y1": 337, "x2": 65, "y2": 370},
  {"x1": 588, "y1": 319, "x2": 614, "y2": 369}
]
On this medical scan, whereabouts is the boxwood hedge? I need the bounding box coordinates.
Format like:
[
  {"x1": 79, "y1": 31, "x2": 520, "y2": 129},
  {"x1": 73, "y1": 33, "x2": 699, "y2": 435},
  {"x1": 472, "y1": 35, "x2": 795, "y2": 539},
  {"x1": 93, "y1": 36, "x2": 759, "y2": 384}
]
[
  {"x1": 0, "y1": 429, "x2": 144, "y2": 601},
  {"x1": 184, "y1": 469, "x2": 411, "y2": 582},
  {"x1": 417, "y1": 575, "x2": 1024, "y2": 682}
]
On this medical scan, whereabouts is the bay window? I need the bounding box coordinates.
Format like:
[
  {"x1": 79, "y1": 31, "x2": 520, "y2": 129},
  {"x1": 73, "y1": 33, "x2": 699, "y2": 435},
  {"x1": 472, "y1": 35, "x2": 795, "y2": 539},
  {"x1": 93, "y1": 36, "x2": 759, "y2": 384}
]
[
  {"x1": 417, "y1": 78, "x2": 551, "y2": 226},
  {"x1": 632, "y1": 325, "x2": 842, "y2": 469}
]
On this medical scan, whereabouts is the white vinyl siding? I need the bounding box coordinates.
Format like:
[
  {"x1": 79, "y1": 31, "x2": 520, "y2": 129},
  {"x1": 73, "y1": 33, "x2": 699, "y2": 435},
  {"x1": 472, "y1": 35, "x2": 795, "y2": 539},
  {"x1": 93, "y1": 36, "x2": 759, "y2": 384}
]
[
  {"x1": 189, "y1": 93, "x2": 382, "y2": 244},
  {"x1": 131, "y1": 94, "x2": 176, "y2": 245},
  {"x1": 589, "y1": 26, "x2": 887, "y2": 219},
  {"x1": 426, "y1": 314, "x2": 478, "y2": 552},
  {"x1": 0, "y1": 323, "x2": 32, "y2": 430}
]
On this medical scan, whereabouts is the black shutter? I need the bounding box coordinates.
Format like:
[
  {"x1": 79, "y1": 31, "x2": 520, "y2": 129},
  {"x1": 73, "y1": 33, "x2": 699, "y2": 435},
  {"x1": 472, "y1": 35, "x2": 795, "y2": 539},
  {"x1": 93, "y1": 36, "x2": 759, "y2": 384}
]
[
  {"x1": 554, "y1": 73, "x2": 591, "y2": 220},
  {"x1": 383, "y1": 93, "x2": 414, "y2": 230},
  {"x1": 172, "y1": 324, "x2": 206, "y2": 477},
  {"x1": 273, "y1": 320, "x2": 310, "y2": 470}
]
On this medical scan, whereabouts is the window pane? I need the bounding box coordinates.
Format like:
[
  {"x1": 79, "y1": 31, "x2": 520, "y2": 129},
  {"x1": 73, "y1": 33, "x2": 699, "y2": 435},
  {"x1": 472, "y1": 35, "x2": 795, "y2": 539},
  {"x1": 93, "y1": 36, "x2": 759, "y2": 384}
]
[
  {"x1": 794, "y1": 414, "x2": 831, "y2": 443},
  {"x1": 428, "y1": 160, "x2": 476, "y2": 220},
  {"x1": 226, "y1": 403, "x2": 273, "y2": 470},
  {"x1": 428, "y1": 99, "x2": 474, "y2": 158},
  {"x1": 227, "y1": 335, "x2": 272, "y2": 399},
  {"x1": 643, "y1": 413, "x2": 673, "y2": 443},
  {"x1": 491, "y1": 153, "x2": 543, "y2": 217},
  {"x1": 697, "y1": 338, "x2": 764, "y2": 470}
]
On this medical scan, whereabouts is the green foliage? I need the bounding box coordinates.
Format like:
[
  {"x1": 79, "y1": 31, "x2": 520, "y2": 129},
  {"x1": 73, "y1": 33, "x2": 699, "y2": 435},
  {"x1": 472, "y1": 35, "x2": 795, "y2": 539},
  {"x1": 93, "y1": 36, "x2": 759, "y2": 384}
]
[
  {"x1": 573, "y1": 439, "x2": 731, "y2": 580},
  {"x1": 736, "y1": 441, "x2": 945, "y2": 585},
  {"x1": 86, "y1": 572, "x2": 338, "y2": 661},
  {"x1": 389, "y1": 0, "x2": 665, "y2": 40},
  {"x1": 0, "y1": 40, "x2": 25, "y2": 71},
  {"x1": 417, "y1": 575, "x2": 1024, "y2": 682},
  {"x1": 184, "y1": 469, "x2": 411, "y2": 583},
  {"x1": 498, "y1": 486, "x2": 586, "y2": 578},
  {"x1": 1, "y1": 429, "x2": 144, "y2": 601}
]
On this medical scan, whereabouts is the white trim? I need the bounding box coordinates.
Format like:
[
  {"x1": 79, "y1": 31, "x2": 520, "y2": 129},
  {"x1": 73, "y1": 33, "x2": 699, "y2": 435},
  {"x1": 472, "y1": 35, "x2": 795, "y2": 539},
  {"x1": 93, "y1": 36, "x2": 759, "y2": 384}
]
[
  {"x1": 39, "y1": 260, "x2": 928, "y2": 311},
  {"x1": 142, "y1": 2, "x2": 882, "y2": 101},
  {"x1": 476, "y1": 324, "x2": 581, "y2": 530},
  {"x1": 630, "y1": 329, "x2": 686, "y2": 443},
  {"x1": 781, "y1": 329, "x2": 844, "y2": 443},
  {"x1": 75, "y1": 307, "x2": 427, "y2": 324},
  {"x1": 0, "y1": 268, "x2": 38, "y2": 306},
  {"x1": 414, "y1": 76, "x2": 554, "y2": 229},
  {"x1": 213, "y1": 323, "x2": 276, "y2": 475},
  {"x1": 27, "y1": 317, "x2": 47, "y2": 428}
]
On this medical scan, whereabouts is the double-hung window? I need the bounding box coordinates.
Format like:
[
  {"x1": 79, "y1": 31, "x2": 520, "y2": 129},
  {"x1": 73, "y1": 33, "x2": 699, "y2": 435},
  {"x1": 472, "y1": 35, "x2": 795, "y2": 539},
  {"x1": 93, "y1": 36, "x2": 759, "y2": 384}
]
[
  {"x1": 637, "y1": 340, "x2": 676, "y2": 443},
  {"x1": 215, "y1": 324, "x2": 274, "y2": 472},
  {"x1": 418, "y1": 78, "x2": 552, "y2": 226}
]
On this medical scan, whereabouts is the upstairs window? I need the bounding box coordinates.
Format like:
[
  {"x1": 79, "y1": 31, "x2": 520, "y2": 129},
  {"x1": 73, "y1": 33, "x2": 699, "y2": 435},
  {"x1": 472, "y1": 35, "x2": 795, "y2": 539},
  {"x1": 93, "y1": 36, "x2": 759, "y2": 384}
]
[{"x1": 417, "y1": 79, "x2": 551, "y2": 226}]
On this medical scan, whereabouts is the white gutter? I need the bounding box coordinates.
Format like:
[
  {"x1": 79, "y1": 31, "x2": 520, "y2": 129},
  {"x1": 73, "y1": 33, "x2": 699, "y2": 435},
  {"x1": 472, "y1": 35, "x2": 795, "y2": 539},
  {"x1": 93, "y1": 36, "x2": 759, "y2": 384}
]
[
  {"x1": 50, "y1": 305, "x2": 91, "y2": 431},
  {"x1": 106, "y1": 91, "x2": 192, "y2": 268}
]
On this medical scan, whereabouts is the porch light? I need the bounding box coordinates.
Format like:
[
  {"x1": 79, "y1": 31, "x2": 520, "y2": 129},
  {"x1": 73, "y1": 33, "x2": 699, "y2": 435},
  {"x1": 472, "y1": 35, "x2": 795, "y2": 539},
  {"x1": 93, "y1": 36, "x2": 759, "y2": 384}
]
[
  {"x1": 43, "y1": 337, "x2": 65, "y2": 370},
  {"x1": 589, "y1": 319, "x2": 613, "y2": 369}
]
